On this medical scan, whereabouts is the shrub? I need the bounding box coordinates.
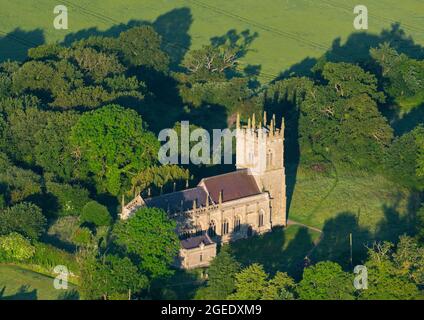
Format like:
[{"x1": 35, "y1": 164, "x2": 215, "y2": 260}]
[
  {"x1": 80, "y1": 201, "x2": 112, "y2": 227},
  {"x1": 0, "y1": 202, "x2": 46, "y2": 240},
  {"x1": 47, "y1": 216, "x2": 80, "y2": 246},
  {"x1": 32, "y1": 242, "x2": 78, "y2": 274},
  {"x1": 46, "y1": 181, "x2": 90, "y2": 217},
  {"x1": 0, "y1": 232, "x2": 35, "y2": 262},
  {"x1": 71, "y1": 227, "x2": 94, "y2": 248}
]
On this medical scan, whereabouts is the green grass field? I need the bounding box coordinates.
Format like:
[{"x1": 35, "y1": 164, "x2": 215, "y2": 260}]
[
  {"x1": 0, "y1": 265, "x2": 79, "y2": 300},
  {"x1": 0, "y1": 0, "x2": 423, "y2": 82},
  {"x1": 288, "y1": 165, "x2": 419, "y2": 257}
]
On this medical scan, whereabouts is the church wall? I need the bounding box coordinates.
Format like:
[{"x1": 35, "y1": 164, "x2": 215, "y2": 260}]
[{"x1": 179, "y1": 244, "x2": 217, "y2": 269}]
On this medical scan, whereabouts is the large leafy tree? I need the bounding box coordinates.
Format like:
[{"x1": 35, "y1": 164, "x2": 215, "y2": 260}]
[
  {"x1": 228, "y1": 263, "x2": 268, "y2": 300},
  {"x1": 195, "y1": 246, "x2": 241, "y2": 300},
  {"x1": 0, "y1": 202, "x2": 46, "y2": 240},
  {"x1": 34, "y1": 111, "x2": 80, "y2": 181},
  {"x1": 131, "y1": 165, "x2": 190, "y2": 196},
  {"x1": 70, "y1": 104, "x2": 159, "y2": 195},
  {"x1": 393, "y1": 236, "x2": 424, "y2": 286},
  {"x1": 297, "y1": 261, "x2": 355, "y2": 300},
  {"x1": 322, "y1": 62, "x2": 385, "y2": 102},
  {"x1": 80, "y1": 201, "x2": 112, "y2": 227},
  {"x1": 359, "y1": 242, "x2": 420, "y2": 300},
  {"x1": 266, "y1": 63, "x2": 393, "y2": 170},
  {"x1": 371, "y1": 43, "x2": 424, "y2": 105},
  {"x1": 45, "y1": 181, "x2": 90, "y2": 217},
  {"x1": 118, "y1": 26, "x2": 169, "y2": 72},
  {"x1": 384, "y1": 126, "x2": 424, "y2": 190},
  {"x1": 228, "y1": 263, "x2": 296, "y2": 300},
  {"x1": 261, "y1": 272, "x2": 296, "y2": 300},
  {"x1": 0, "y1": 152, "x2": 41, "y2": 205},
  {"x1": 78, "y1": 251, "x2": 148, "y2": 300},
  {"x1": 112, "y1": 207, "x2": 179, "y2": 278}
]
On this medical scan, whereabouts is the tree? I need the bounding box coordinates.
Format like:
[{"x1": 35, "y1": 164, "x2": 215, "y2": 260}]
[
  {"x1": 45, "y1": 181, "x2": 90, "y2": 217},
  {"x1": 0, "y1": 152, "x2": 41, "y2": 204},
  {"x1": 266, "y1": 68, "x2": 393, "y2": 170},
  {"x1": 112, "y1": 207, "x2": 179, "y2": 278},
  {"x1": 195, "y1": 246, "x2": 241, "y2": 300},
  {"x1": 182, "y1": 45, "x2": 239, "y2": 83},
  {"x1": 70, "y1": 104, "x2": 159, "y2": 195},
  {"x1": 34, "y1": 111, "x2": 80, "y2": 181},
  {"x1": 70, "y1": 47, "x2": 125, "y2": 83},
  {"x1": 118, "y1": 26, "x2": 169, "y2": 72},
  {"x1": 131, "y1": 165, "x2": 190, "y2": 196},
  {"x1": 77, "y1": 251, "x2": 148, "y2": 300},
  {"x1": 71, "y1": 227, "x2": 95, "y2": 248},
  {"x1": 414, "y1": 126, "x2": 424, "y2": 178},
  {"x1": 393, "y1": 236, "x2": 424, "y2": 286},
  {"x1": 0, "y1": 232, "x2": 35, "y2": 262},
  {"x1": 371, "y1": 43, "x2": 424, "y2": 103},
  {"x1": 360, "y1": 242, "x2": 420, "y2": 300},
  {"x1": 418, "y1": 205, "x2": 424, "y2": 244},
  {"x1": 80, "y1": 201, "x2": 112, "y2": 227},
  {"x1": 384, "y1": 126, "x2": 424, "y2": 190},
  {"x1": 0, "y1": 202, "x2": 46, "y2": 240},
  {"x1": 322, "y1": 62, "x2": 385, "y2": 102},
  {"x1": 261, "y1": 272, "x2": 296, "y2": 300},
  {"x1": 4, "y1": 104, "x2": 50, "y2": 166},
  {"x1": 228, "y1": 264, "x2": 268, "y2": 300},
  {"x1": 297, "y1": 261, "x2": 355, "y2": 300}
]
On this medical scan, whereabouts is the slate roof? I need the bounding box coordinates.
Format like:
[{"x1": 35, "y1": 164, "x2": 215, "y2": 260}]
[
  {"x1": 180, "y1": 234, "x2": 215, "y2": 250},
  {"x1": 202, "y1": 169, "x2": 261, "y2": 203},
  {"x1": 144, "y1": 169, "x2": 261, "y2": 213},
  {"x1": 144, "y1": 186, "x2": 209, "y2": 212}
]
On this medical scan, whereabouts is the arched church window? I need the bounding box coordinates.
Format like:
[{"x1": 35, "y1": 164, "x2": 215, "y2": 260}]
[
  {"x1": 234, "y1": 216, "x2": 241, "y2": 232},
  {"x1": 208, "y1": 221, "x2": 216, "y2": 237},
  {"x1": 222, "y1": 219, "x2": 229, "y2": 235},
  {"x1": 258, "y1": 210, "x2": 265, "y2": 227}
]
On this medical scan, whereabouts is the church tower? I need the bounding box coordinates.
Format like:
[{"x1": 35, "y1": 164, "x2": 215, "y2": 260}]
[{"x1": 236, "y1": 112, "x2": 287, "y2": 227}]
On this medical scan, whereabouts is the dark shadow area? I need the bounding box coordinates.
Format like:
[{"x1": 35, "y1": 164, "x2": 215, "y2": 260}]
[
  {"x1": 389, "y1": 102, "x2": 424, "y2": 136},
  {"x1": 40, "y1": 233, "x2": 77, "y2": 253},
  {"x1": 311, "y1": 212, "x2": 371, "y2": 269},
  {"x1": 324, "y1": 23, "x2": 424, "y2": 68},
  {"x1": 63, "y1": 8, "x2": 192, "y2": 70},
  {"x1": 276, "y1": 23, "x2": 424, "y2": 81},
  {"x1": 210, "y1": 29, "x2": 259, "y2": 79},
  {"x1": 264, "y1": 94, "x2": 300, "y2": 220},
  {"x1": 0, "y1": 28, "x2": 44, "y2": 63},
  {"x1": 375, "y1": 192, "x2": 420, "y2": 243},
  {"x1": 229, "y1": 226, "x2": 315, "y2": 280},
  {"x1": 57, "y1": 289, "x2": 80, "y2": 300},
  {"x1": 0, "y1": 285, "x2": 38, "y2": 300},
  {"x1": 150, "y1": 268, "x2": 202, "y2": 300},
  {"x1": 153, "y1": 8, "x2": 193, "y2": 69}
]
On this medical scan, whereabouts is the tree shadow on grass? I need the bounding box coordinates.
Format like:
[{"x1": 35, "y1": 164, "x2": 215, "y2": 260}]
[
  {"x1": 229, "y1": 226, "x2": 314, "y2": 280},
  {"x1": 0, "y1": 285, "x2": 38, "y2": 300},
  {"x1": 389, "y1": 102, "x2": 424, "y2": 136},
  {"x1": 311, "y1": 212, "x2": 372, "y2": 269},
  {"x1": 0, "y1": 28, "x2": 44, "y2": 63},
  {"x1": 275, "y1": 23, "x2": 424, "y2": 82},
  {"x1": 63, "y1": 8, "x2": 193, "y2": 70},
  {"x1": 375, "y1": 192, "x2": 421, "y2": 243}
]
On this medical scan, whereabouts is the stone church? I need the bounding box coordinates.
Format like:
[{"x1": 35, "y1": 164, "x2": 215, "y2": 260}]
[{"x1": 121, "y1": 113, "x2": 286, "y2": 269}]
